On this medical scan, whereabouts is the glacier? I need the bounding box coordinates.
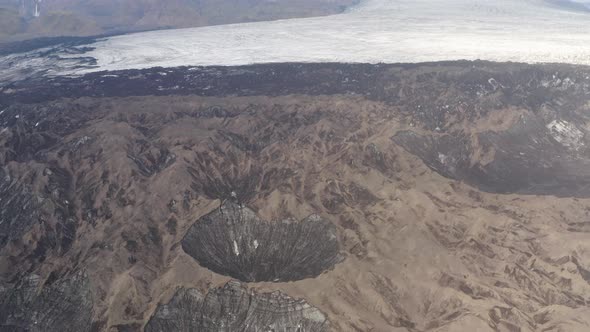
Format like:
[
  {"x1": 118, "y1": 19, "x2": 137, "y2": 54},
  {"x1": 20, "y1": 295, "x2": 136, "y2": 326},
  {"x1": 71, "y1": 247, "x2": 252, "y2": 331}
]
[{"x1": 2, "y1": 0, "x2": 590, "y2": 82}]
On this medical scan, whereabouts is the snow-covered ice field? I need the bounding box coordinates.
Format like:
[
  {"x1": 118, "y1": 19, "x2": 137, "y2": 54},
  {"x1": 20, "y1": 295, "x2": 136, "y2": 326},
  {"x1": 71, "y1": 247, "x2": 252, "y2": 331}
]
[{"x1": 2, "y1": 0, "x2": 590, "y2": 82}]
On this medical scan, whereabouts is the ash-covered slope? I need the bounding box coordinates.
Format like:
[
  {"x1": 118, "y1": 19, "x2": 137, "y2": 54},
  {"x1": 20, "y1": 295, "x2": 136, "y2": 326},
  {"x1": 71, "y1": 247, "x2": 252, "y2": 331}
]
[
  {"x1": 146, "y1": 281, "x2": 329, "y2": 332},
  {"x1": 2, "y1": 62, "x2": 590, "y2": 331},
  {"x1": 0, "y1": 272, "x2": 93, "y2": 331}
]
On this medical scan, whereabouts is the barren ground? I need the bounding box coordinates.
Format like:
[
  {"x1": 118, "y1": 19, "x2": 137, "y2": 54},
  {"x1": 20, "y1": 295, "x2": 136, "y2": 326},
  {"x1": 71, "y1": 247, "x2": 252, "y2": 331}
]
[{"x1": 1, "y1": 62, "x2": 590, "y2": 331}]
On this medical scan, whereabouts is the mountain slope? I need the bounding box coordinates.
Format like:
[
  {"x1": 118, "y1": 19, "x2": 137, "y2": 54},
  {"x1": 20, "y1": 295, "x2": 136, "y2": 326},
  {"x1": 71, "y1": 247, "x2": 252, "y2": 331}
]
[{"x1": 0, "y1": 0, "x2": 358, "y2": 43}]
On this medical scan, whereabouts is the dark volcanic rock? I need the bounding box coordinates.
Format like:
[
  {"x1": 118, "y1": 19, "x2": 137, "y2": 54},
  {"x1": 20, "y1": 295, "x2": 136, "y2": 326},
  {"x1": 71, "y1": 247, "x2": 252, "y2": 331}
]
[
  {"x1": 145, "y1": 281, "x2": 329, "y2": 332},
  {"x1": 182, "y1": 201, "x2": 342, "y2": 282},
  {"x1": 0, "y1": 272, "x2": 93, "y2": 331},
  {"x1": 0, "y1": 167, "x2": 41, "y2": 249},
  {"x1": 393, "y1": 111, "x2": 590, "y2": 196}
]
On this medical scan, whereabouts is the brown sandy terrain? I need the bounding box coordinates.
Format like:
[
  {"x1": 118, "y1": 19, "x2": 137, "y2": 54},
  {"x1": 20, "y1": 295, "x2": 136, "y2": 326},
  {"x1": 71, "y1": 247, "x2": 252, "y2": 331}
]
[
  {"x1": 1, "y1": 62, "x2": 590, "y2": 331},
  {"x1": 1, "y1": 93, "x2": 590, "y2": 330}
]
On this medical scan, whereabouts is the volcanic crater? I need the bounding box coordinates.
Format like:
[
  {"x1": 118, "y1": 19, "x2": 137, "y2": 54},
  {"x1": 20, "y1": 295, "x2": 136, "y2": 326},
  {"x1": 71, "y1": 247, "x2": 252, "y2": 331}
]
[
  {"x1": 181, "y1": 201, "x2": 342, "y2": 282},
  {"x1": 146, "y1": 281, "x2": 329, "y2": 332}
]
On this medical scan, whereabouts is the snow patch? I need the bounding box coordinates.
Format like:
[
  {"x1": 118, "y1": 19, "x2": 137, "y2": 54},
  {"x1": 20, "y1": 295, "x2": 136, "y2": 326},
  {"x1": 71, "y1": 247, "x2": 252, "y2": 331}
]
[
  {"x1": 488, "y1": 78, "x2": 500, "y2": 90},
  {"x1": 546, "y1": 119, "x2": 585, "y2": 150},
  {"x1": 233, "y1": 240, "x2": 240, "y2": 256}
]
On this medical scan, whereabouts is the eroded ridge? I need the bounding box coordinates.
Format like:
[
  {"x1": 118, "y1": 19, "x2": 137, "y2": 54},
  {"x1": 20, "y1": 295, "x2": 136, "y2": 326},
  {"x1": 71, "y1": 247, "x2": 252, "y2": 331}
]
[
  {"x1": 181, "y1": 201, "x2": 342, "y2": 282},
  {"x1": 146, "y1": 281, "x2": 329, "y2": 332}
]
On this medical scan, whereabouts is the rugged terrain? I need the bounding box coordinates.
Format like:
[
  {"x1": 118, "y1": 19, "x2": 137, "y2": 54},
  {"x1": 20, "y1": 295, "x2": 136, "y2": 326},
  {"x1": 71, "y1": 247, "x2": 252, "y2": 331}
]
[{"x1": 1, "y1": 62, "x2": 590, "y2": 331}]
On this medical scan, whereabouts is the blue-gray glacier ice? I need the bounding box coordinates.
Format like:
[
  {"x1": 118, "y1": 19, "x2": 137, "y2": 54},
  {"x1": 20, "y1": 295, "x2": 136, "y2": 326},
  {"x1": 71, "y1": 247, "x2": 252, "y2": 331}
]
[{"x1": 1, "y1": 0, "x2": 590, "y2": 82}]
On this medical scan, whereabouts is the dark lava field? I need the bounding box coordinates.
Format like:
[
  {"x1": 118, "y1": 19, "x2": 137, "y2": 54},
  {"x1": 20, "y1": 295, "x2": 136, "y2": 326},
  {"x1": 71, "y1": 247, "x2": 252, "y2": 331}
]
[{"x1": 1, "y1": 61, "x2": 590, "y2": 331}]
